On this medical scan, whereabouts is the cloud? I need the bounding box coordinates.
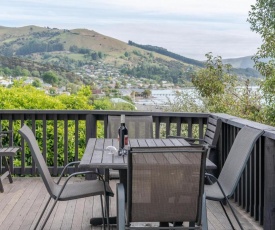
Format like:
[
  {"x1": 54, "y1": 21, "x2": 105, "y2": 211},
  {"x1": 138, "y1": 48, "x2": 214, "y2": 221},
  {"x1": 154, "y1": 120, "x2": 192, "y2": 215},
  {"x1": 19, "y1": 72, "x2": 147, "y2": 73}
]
[{"x1": 0, "y1": 0, "x2": 261, "y2": 60}]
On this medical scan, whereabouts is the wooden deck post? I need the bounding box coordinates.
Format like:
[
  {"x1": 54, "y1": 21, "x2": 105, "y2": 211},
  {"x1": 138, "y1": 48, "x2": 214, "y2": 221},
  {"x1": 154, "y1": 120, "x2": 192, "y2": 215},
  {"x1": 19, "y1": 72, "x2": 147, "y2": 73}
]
[
  {"x1": 86, "y1": 114, "x2": 97, "y2": 141},
  {"x1": 264, "y1": 137, "x2": 275, "y2": 229}
]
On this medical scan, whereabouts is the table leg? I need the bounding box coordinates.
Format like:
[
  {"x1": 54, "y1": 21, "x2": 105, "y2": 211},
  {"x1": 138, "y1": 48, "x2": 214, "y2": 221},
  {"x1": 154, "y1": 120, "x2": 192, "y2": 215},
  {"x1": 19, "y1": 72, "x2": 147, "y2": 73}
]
[
  {"x1": 90, "y1": 168, "x2": 113, "y2": 226},
  {"x1": 90, "y1": 169, "x2": 127, "y2": 226}
]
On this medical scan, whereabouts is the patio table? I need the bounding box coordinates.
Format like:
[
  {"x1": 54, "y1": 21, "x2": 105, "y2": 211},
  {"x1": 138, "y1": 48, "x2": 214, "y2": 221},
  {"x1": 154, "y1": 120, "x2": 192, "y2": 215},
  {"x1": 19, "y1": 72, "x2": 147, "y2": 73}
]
[
  {"x1": 79, "y1": 138, "x2": 217, "y2": 226},
  {"x1": 79, "y1": 138, "x2": 217, "y2": 171}
]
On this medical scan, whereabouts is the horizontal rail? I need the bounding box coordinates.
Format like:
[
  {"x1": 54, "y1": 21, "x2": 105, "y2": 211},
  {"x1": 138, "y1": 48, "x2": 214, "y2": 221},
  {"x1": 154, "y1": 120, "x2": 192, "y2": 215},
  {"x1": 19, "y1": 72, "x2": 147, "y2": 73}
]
[{"x1": 0, "y1": 110, "x2": 274, "y2": 228}]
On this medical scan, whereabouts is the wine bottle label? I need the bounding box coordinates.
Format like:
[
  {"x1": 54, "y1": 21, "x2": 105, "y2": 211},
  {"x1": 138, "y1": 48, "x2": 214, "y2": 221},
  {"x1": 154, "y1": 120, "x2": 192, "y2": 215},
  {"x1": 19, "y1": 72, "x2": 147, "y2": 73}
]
[{"x1": 124, "y1": 135, "x2": 128, "y2": 145}]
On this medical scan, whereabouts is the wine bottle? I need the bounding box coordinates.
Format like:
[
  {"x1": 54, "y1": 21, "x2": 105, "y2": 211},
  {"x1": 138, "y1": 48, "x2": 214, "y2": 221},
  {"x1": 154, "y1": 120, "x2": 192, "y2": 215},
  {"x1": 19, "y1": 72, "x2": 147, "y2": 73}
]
[{"x1": 118, "y1": 114, "x2": 128, "y2": 155}]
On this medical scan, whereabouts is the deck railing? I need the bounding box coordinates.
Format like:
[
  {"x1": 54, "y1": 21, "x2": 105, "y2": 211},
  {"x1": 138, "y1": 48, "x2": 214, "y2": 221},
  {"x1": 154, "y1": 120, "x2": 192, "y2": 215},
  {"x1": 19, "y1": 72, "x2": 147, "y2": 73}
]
[{"x1": 0, "y1": 110, "x2": 274, "y2": 229}]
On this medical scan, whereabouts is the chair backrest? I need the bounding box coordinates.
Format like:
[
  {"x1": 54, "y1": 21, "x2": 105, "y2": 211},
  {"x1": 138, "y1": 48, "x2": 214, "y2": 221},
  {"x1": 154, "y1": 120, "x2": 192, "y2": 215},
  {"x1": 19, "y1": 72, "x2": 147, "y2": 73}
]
[
  {"x1": 203, "y1": 116, "x2": 222, "y2": 147},
  {"x1": 218, "y1": 126, "x2": 264, "y2": 197},
  {"x1": 127, "y1": 146, "x2": 207, "y2": 225},
  {"x1": 107, "y1": 116, "x2": 153, "y2": 138},
  {"x1": 19, "y1": 125, "x2": 55, "y2": 196}
]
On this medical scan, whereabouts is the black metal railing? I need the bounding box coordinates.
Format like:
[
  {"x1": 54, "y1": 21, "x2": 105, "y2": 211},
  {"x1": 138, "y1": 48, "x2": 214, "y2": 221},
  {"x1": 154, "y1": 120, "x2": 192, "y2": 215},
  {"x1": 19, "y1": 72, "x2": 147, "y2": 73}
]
[{"x1": 0, "y1": 110, "x2": 274, "y2": 229}]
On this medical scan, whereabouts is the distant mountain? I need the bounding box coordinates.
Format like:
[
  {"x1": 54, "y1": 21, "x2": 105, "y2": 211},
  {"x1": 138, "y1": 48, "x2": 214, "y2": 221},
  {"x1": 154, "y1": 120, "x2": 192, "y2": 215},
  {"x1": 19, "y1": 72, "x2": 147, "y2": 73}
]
[
  {"x1": 128, "y1": 40, "x2": 204, "y2": 67},
  {"x1": 0, "y1": 25, "x2": 201, "y2": 85},
  {"x1": 0, "y1": 25, "x2": 263, "y2": 85},
  {"x1": 222, "y1": 56, "x2": 256, "y2": 69},
  {"x1": 222, "y1": 56, "x2": 270, "y2": 78}
]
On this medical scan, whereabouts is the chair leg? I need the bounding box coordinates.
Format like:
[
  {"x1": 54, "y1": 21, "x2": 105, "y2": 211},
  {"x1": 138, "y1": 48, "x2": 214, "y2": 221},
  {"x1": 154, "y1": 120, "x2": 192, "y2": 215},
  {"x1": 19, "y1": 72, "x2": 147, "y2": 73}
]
[
  {"x1": 225, "y1": 199, "x2": 244, "y2": 230},
  {"x1": 2, "y1": 156, "x2": 13, "y2": 183},
  {"x1": 201, "y1": 193, "x2": 208, "y2": 230},
  {"x1": 34, "y1": 196, "x2": 51, "y2": 230},
  {"x1": 100, "y1": 195, "x2": 106, "y2": 230},
  {"x1": 39, "y1": 197, "x2": 59, "y2": 230},
  {"x1": 219, "y1": 201, "x2": 237, "y2": 230},
  {"x1": 0, "y1": 180, "x2": 3, "y2": 193}
]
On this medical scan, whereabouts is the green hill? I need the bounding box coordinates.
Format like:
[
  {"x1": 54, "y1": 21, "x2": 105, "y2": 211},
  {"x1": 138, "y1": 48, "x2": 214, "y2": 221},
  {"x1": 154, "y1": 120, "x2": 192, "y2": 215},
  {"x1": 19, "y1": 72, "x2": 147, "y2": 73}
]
[
  {"x1": 0, "y1": 25, "x2": 262, "y2": 86},
  {"x1": 0, "y1": 25, "x2": 200, "y2": 85}
]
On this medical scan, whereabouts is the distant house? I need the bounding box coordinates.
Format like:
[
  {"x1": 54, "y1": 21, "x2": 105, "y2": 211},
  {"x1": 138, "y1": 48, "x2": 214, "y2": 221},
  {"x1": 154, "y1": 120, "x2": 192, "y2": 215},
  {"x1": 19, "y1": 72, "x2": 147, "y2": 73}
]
[
  {"x1": 118, "y1": 89, "x2": 132, "y2": 97},
  {"x1": 92, "y1": 89, "x2": 105, "y2": 98},
  {"x1": 0, "y1": 79, "x2": 11, "y2": 87}
]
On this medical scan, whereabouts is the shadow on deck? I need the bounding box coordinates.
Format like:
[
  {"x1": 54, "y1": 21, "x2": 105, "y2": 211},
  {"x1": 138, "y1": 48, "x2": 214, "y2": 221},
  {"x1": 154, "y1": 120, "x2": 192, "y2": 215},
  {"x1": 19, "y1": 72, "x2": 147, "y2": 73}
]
[{"x1": 0, "y1": 177, "x2": 263, "y2": 230}]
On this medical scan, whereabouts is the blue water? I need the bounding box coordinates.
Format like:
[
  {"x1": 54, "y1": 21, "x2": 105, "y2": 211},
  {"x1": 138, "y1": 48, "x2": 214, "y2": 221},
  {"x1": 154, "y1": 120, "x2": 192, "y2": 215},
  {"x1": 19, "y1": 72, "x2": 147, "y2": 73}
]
[
  {"x1": 135, "y1": 88, "x2": 197, "y2": 106},
  {"x1": 134, "y1": 86, "x2": 261, "y2": 106}
]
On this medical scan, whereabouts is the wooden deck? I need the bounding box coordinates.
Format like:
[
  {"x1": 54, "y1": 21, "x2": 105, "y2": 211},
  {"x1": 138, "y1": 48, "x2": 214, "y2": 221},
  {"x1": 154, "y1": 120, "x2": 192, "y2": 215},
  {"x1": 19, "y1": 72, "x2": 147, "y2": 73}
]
[{"x1": 0, "y1": 177, "x2": 263, "y2": 230}]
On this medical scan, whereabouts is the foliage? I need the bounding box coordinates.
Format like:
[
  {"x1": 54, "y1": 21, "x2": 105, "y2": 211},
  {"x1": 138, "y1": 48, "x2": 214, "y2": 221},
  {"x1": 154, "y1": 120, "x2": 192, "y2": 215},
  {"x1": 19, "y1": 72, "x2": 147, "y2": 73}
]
[
  {"x1": 93, "y1": 97, "x2": 136, "y2": 111},
  {"x1": 120, "y1": 62, "x2": 184, "y2": 84},
  {"x1": 165, "y1": 90, "x2": 208, "y2": 113},
  {"x1": 142, "y1": 89, "x2": 152, "y2": 98},
  {"x1": 57, "y1": 86, "x2": 94, "y2": 110},
  {"x1": 0, "y1": 83, "x2": 65, "y2": 109},
  {"x1": 16, "y1": 39, "x2": 64, "y2": 55},
  {"x1": 248, "y1": 0, "x2": 275, "y2": 125},
  {"x1": 192, "y1": 53, "x2": 236, "y2": 98},
  {"x1": 168, "y1": 53, "x2": 265, "y2": 123},
  {"x1": 128, "y1": 40, "x2": 204, "y2": 67},
  {"x1": 32, "y1": 79, "x2": 42, "y2": 87},
  {"x1": 42, "y1": 71, "x2": 58, "y2": 85},
  {"x1": 0, "y1": 84, "x2": 97, "y2": 167}
]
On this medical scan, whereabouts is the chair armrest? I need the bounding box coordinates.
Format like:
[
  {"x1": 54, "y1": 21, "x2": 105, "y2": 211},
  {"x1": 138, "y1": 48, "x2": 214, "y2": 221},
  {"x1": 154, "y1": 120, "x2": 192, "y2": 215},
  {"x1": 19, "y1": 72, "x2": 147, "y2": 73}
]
[
  {"x1": 0, "y1": 130, "x2": 13, "y2": 134},
  {"x1": 117, "y1": 183, "x2": 125, "y2": 230},
  {"x1": 57, "y1": 171, "x2": 111, "y2": 200},
  {"x1": 57, "y1": 161, "x2": 80, "y2": 184},
  {"x1": 205, "y1": 173, "x2": 228, "y2": 198},
  {"x1": 167, "y1": 135, "x2": 204, "y2": 144}
]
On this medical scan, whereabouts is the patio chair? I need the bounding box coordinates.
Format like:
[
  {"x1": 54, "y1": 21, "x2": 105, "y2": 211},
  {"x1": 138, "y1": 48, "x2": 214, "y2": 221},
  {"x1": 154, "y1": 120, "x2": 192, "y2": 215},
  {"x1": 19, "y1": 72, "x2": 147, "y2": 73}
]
[
  {"x1": 90, "y1": 116, "x2": 154, "y2": 227},
  {"x1": 117, "y1": 146, "x2": 208, "y2": 230},
  {"x1": 18, "y1": 124, "x2": 114, "y2": 230},
  {"x1": 168, "y1": 116, "x2": 221, "y2": 177},
  {"x1": 0, "y1": 129, "x2": 21, "y2": 193},
  {"x1": 168, "y1": 116, "x2": 221, "y2": 159},
  {"x1": 107, "y1": 115, "x2": 153, "y2": 139},
  {"x1": 204, "y1": 126, "x2": 264, "y2": 230},
  {"x1": 107, "y1": 115, "x2": 153, "y2": 179}
]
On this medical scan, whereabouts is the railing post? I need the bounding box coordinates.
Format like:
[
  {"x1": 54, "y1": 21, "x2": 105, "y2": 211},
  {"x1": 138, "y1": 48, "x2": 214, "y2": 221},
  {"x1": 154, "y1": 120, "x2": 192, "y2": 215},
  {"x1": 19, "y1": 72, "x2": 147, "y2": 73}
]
[
  {"x1": 264, "y1": 137, "x2": 275, "y2": 229},
  {"x1": 86, "y1": 114, "x2": 97, "y2": 142}
]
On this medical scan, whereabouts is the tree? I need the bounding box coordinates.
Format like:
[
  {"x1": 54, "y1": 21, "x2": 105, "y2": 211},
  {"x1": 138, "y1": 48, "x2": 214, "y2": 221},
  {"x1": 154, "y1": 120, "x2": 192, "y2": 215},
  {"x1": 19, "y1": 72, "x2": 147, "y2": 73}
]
[
  {"x1": 168, "y1": 53, "x2": 265, "y2": 122},
  {"x1": 3, "y1": 67, "x2": 12, "y2": 76},
  {"x1": 42, "y1": 71, "x2": 58, "y2": 85},
  {"x1": 31, "y1": 70, "x2": 40, "y2": 78},
  {"x1": 13, "y1": 66, "x2": 22, "y2": 76},
  {"x1": 32, "y1": 79, "x2": 42, "y2": 88},
  {"x1": 142, "y1": 89, "x2": 152, "y2": 98},
  {"x1": 21, "y1": 69, "x2": 30, "y2": 77},
  {"x1": 192, "y1": 53, "x2": 236, "y2": 99},
  {"x1": 248, "y1": 0, "x2": 275, "y2": 125}
]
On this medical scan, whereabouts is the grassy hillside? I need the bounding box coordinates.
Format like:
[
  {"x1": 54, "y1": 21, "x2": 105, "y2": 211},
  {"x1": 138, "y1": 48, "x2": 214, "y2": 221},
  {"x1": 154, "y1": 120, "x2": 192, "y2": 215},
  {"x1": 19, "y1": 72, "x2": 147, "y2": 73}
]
[
  {"x1": 0, "y1": 25, "x2": 262, "y2": 86},
  {"x1": 0, "y1": 25, "x2": 200, "y2": 86},
  {"x1": 0, "y1": 25, "x2": 192, "y2": 65}
]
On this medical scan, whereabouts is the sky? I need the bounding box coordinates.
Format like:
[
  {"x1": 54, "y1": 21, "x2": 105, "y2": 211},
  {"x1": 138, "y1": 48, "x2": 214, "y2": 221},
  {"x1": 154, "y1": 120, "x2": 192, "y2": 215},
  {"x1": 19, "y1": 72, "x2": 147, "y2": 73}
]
[{"x1": 0, "y1": 0, "x2": 262, "y2": 60}]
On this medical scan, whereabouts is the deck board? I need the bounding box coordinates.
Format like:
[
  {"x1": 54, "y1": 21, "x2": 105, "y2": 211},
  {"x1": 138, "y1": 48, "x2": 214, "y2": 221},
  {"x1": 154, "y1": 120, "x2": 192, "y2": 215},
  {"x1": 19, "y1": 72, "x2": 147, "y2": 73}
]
[{"x1": 0, "y1": 177, "x2": 262, "y2": 230}]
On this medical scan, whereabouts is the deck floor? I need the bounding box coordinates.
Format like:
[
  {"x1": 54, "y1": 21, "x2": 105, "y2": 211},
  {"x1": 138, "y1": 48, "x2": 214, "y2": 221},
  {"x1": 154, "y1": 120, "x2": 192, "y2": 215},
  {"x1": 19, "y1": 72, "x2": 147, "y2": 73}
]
[{"x1": 0, "y1": 177, "x2": 262, "y2": 230}]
